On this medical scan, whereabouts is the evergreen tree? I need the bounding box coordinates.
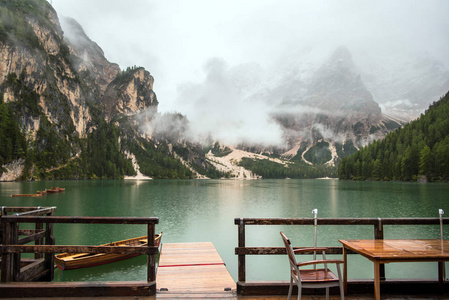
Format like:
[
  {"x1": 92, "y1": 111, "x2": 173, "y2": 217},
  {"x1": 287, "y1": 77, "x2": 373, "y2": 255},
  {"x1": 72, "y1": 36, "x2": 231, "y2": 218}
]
[{"x1": 338, "y1": 91, "x2": 449, "y2": 181}]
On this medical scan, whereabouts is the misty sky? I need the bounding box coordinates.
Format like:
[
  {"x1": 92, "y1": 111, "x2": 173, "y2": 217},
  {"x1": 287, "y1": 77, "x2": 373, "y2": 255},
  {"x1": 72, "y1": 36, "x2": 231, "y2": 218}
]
[{"x1": 52, "y1": 0, "x2": 449, "y2": 145}]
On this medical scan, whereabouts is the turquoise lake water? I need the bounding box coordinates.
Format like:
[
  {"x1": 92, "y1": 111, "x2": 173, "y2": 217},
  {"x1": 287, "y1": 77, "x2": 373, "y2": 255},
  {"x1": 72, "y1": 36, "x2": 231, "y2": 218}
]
[{"x1": 1, "y1": 179, "x2": 449, "y2": 282}]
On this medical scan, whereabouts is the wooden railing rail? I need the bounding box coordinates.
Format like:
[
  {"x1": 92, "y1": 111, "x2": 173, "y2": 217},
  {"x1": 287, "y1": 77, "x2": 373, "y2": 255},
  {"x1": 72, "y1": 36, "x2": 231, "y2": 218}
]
[
  {"x1": 1, "y1": 215, "x2": 159, "y2": 283},
  {"x1": 1, "y1": 206, "x2": 55, "y2": 216},
  {"x1": 235, "y1": 217, "x2": 448, "y2": 283},
  {"x1": 3, "y1": 215, "x2": 159, "y2": 224}
]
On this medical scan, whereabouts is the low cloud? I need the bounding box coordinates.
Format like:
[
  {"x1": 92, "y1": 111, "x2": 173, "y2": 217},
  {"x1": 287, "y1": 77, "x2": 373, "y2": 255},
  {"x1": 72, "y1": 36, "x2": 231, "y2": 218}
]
[
  {"x1": 174, "y1": 58, "x2": 285, "y2": 146},
  {"x1": 136, "y1": 108, "x2": 191, "y2": 143}
]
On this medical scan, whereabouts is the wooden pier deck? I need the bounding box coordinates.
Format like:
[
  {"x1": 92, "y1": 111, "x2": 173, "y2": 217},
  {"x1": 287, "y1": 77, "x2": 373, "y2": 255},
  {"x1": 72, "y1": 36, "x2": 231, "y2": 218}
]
[{"x1": 156, "y1": 242, "x2": 236, "y2": 298}]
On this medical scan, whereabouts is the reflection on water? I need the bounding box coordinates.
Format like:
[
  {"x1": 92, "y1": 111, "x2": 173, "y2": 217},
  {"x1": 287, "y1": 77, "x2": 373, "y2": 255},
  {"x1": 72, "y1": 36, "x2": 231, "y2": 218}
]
[{"x1": 1, "y1": 179, "x2": 449, "y2": 281}]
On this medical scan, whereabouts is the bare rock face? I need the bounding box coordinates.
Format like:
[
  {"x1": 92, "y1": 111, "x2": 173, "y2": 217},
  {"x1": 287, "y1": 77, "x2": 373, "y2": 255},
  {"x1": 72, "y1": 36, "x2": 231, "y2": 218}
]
[
  {"x1": 102, "y1": 67, "x2": 158, "y2": 121},
  {"x1": 0, "y1": 1, "x2": 159, "y2": 180},
  {"x1": 0, "y1": 159, "x2": 26, "y2": 182},
  {"x1": 0, "y1": 2, "x2": 89, "y2": 138},
  {"x1": 60, "y1": 17, "x2": 120, "y2": 95}
]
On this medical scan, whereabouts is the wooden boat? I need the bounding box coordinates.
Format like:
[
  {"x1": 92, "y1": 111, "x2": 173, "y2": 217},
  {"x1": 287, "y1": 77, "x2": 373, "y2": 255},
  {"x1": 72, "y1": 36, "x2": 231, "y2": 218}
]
[
  {"x1": 45, "y1": 187, "x2": 65, "y2": 193},
  {"x1": 54, "y1": 233, "x2": 162, "y2": 270},
  {"x1": 10, "y1": 193, "x2": 43, "y2": 197},
  {"x1": 10, "y1": 187, "x2": 64, "y2": 197}
]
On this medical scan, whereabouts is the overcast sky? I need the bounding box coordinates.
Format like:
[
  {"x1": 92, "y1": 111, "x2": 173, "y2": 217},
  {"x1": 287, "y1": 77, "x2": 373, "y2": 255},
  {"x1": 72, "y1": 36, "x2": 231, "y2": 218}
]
[{"x1": 51, "y1": 0, "x2": 449, "y2": 145}]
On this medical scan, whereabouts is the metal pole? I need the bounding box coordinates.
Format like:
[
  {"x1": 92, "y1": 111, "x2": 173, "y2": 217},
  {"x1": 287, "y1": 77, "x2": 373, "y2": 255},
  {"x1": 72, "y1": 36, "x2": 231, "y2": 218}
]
[
  {"x1": 312, "y1": 208, "x2": 318, "y2": 262},
  {"x1": 439, "y1": 209, "x2": 446, "y2": 287}
]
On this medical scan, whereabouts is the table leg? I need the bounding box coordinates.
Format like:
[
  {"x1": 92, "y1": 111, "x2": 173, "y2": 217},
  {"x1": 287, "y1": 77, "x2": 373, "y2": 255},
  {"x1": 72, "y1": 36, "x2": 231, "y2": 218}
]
[
  {"x1": 343, "y1": 246, "x2": 348, "y2": 295},
  {"x1": 374, "y1": 261, "x2": 380, "y2": 300},
  {"x1": 438, "y1": 261, "x2": 445, "y2": 291}
]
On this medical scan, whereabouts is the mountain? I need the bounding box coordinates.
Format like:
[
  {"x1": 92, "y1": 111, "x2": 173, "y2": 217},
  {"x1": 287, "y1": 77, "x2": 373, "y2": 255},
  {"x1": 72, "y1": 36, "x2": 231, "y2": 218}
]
[
  {"x1": 306, "y1": 46, "x2": 380, "y2": 114},
  {"x1": 338, "y1": 91, "x2": 449, "y2": 181},
  {"x1": 265, "y1": 46, "x2": 402, "y2": 166},
  {"x1": 0, "y1": 0, "x2": 219, "y2": 181},
  {"x1": 0, "y1": 0, "x2": 445, "y2": 181}
]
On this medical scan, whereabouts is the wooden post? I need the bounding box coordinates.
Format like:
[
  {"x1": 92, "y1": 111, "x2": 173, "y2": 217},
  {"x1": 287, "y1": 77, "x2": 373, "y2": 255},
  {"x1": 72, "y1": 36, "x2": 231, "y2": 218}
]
[
  {"x1": 35, "y1": 219, "x2": 44, "y2": 260},
  {"x1": 12, "y1": 220, "x2": 20, "y2": 282},
  {"x1": 238, "y1": 218, "x2": 246, "y2": 282},
  {"x1": 2, "y1": 219, "x2": 20, "y2": 282},
  {"x1": 43, "y1": 220, "x2": 55, "y2": 281},
  {"x1": 147, "y1": 223, "x2": 156, "y2": 282},
  {"x1": 1, "y1": 220, "x2": 12, "y2": 282},
  {"x1": 438, "y1": 261, "x2": 445, "y2": 291},
  {"x1": 374, "y1": 218, "x2": 385, "y2": 280}
]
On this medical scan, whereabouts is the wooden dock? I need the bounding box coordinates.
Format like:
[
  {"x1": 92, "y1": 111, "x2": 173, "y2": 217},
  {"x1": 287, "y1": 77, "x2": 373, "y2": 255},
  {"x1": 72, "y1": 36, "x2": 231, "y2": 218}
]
[{"x1": 156, "y1": 242, "x2": 236, "y2": 298}]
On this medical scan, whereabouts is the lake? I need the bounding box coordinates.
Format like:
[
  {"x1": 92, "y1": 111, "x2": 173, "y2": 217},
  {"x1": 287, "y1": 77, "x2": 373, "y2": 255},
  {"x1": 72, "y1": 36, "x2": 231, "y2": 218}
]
[{"x1": 1, "y1": 179, "x2": 449, "y2": 282}]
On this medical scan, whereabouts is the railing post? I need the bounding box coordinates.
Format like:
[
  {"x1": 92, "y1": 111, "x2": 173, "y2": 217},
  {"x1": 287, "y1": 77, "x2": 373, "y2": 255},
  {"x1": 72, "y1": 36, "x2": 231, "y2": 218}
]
[
  {"x1": 35, "y1": 221, "x2": 43, "y2": 260},
  {"x1": 238, "y1": 218, "x2": 246, "y2": 282},
  {"x1": 1, "y1": 218, "x2": 11, "y2": 282},
  {"x1": 35, "y1": 207, "x2": 44, "y2": 260},
  {"x1": 0, "y1": 207, "x2": 4, "y2": 245},
  {"x1": 12, "y1": 219, "x2": 20, "y2": 282},
  {"x1": 374, "y1": 218, "x2": 385, "y2": 280},
  {"x1": 147, "y1": 222, "x2": 156, "y2": 282},
  {"x1": 1, "y1": 218, "x2": 19, "y2": 282},
  {"x1": 43, "y1": 209, "x2": 55, "y2": 281}
]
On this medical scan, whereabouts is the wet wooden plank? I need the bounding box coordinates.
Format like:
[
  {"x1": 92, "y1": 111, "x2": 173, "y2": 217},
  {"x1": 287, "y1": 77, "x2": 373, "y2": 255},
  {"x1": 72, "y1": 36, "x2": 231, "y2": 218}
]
[
  {"x1": 159, "y1": 242, "x2": 225, "y2": 266},
  {"x1": 0, "y1": 281, "x2": 155, "y2": 298},
  {"x1": 157, "y1": 242, "x2": 235, "y2": 295}
]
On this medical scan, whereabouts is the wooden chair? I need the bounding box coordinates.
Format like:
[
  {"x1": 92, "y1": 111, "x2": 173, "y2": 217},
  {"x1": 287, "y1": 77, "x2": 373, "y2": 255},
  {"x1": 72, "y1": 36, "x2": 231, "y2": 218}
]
[{"x1": 280, "y1": 231, "x2": 344, "y2": 300}]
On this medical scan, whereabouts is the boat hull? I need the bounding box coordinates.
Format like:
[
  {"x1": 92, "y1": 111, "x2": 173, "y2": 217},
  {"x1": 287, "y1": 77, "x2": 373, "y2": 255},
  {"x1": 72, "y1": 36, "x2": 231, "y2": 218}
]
[{"x1": 55, "y1": 234, "x2": 162, "y2": 270}]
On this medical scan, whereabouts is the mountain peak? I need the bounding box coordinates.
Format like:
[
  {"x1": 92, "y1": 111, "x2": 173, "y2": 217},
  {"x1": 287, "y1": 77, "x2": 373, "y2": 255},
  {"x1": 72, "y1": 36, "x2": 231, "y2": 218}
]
[
  {"x1": 307, "y1": 46, "x2": 380, "y2": 116},
  {"x1": 325, "y1": 45, "x2": 356, "y2": 71}
]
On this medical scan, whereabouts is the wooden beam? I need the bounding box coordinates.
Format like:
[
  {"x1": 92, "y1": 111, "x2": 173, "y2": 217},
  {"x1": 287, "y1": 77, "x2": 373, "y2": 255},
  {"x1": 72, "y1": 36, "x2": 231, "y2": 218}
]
[
  {"x1": 18, "y1": 229, "x2": 45, "y2": 236},
  {"x1": 235, "y1": 246, "x2": 344, "y2": 255},
  {"x1": 14, "y1": 207, "x2": 55, "y2": 217},
  {"x1": 18, "y1": 259, "x2": 47, "y2": 282},
  {"x1": 236, "y1": 280, "x2": 449, "y2": 296},
  {"x1": 234, "y1": 217, "x2": 447, "y2": 226},
  {"x1": 18, "y1": 231, "x2": 46, "y2": 245},
  {"x1": 1, "y1": 207, "x2": 48, "y2": 214},
  {"x1": 2, "y1": 245, "x2": 159, "y2": 255},
  {"x1": 1, "y1": 216, "x2": 159, "y2": 224},
  {"x1": 147, "y1": 223, "x2": 156, "y2": 282},
  {"x1": 0, "y1": 281, "x2": 156, "y2": 298},
  {"x1": 238, "y1": 218, "x2": 246, "y2": 282}
]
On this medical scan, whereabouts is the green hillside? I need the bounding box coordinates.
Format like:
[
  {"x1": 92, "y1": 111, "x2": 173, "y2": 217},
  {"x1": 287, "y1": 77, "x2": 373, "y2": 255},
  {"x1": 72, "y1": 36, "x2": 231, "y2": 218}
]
[{"x1": 338, "y1": 91, "x2": 449, "y2": 182}]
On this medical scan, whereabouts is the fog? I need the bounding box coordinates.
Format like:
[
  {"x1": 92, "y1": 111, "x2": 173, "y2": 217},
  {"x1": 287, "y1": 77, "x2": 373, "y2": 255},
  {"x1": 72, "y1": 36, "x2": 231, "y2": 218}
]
[{"x1": 52, "y1": 0, "x2": 449, "y2": 145}]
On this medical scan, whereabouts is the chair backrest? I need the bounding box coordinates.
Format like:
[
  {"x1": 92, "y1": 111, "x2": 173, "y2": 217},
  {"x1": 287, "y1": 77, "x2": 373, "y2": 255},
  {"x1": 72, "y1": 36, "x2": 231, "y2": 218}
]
[{"x1": 280, "y1": 231, "x2": 299, "y2": 272}]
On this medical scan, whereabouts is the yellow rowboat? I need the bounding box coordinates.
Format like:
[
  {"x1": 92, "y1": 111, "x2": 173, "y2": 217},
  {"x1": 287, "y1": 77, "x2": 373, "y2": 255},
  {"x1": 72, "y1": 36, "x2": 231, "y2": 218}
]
[{"x1": 55, "y1": 233, "x2": 162, "y2": 270}]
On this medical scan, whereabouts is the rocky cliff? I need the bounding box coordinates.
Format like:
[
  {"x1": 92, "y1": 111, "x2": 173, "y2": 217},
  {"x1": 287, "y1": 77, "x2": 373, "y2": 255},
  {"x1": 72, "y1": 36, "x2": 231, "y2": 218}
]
[{"x1": 0, "y1": 0, "x2": 203, "y2": 181}]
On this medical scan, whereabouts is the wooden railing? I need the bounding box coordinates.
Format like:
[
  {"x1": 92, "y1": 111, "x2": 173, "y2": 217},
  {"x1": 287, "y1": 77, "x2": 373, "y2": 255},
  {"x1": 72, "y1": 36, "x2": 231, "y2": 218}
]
[
  {"x1": 1, "y1": 210, "x2": 159, "y2": 284},
  {"x1": 234, "y1": 217, "x2": 448, "y2": 294},
  {"x1": 1, "y1": 206, "x2": 56, "y2": 282}
]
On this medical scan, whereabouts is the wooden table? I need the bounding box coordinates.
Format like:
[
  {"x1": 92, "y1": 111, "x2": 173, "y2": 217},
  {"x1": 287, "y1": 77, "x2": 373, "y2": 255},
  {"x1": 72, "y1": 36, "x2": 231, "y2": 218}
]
[{"x1": 339, "y1": 239, "x2": 449, "y2": 300}]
